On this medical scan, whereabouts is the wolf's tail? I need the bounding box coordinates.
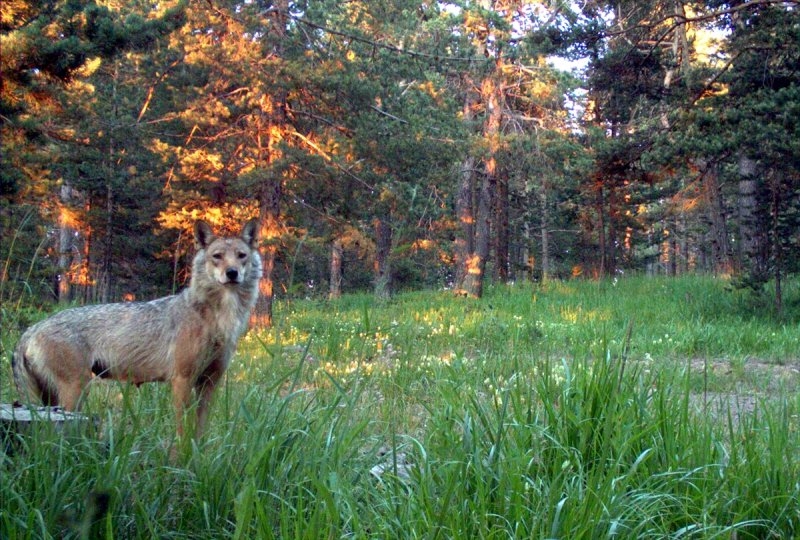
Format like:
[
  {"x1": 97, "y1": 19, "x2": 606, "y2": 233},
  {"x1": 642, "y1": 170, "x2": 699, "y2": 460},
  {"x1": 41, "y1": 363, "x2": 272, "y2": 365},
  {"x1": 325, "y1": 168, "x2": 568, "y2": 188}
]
[{"x1": 12, "y1": 339, "x2": 54, "y2": 406}]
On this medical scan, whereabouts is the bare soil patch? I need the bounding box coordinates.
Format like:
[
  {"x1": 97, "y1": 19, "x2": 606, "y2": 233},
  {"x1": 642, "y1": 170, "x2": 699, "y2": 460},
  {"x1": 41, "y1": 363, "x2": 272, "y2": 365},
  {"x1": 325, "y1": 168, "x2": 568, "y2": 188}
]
[{"x1": 686, "y1": 358, "x2": 799, "y2": 424}]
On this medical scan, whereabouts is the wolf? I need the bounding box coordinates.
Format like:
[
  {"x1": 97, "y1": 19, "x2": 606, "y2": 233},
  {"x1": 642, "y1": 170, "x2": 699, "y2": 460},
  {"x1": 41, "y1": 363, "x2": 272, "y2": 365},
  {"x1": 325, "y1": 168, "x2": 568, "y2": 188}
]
[{"x1": 12, "y1": 219, "x2": 262, "y2": 438}]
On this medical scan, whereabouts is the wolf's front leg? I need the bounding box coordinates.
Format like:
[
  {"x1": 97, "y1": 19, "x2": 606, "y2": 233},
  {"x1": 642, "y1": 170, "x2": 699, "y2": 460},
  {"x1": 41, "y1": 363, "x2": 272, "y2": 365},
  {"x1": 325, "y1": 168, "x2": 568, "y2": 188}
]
[
  {"x1": 171, "y1": 375, "x2": 193, "y2": 439},
  {"x1": 194, "y1": 367, "x2": 223, "y2": 439}
]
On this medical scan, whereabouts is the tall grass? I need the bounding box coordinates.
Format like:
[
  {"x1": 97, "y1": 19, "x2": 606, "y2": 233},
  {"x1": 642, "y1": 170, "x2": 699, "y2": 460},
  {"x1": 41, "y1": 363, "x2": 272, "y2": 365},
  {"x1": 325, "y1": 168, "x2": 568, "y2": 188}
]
[{"x1": 1, "y1": 276, "x2": 798, "y2": 538}]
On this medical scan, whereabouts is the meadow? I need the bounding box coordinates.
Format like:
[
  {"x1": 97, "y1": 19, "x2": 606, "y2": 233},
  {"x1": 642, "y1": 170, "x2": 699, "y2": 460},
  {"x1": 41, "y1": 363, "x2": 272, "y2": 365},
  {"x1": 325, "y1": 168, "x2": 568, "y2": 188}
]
[{"x1": 1, "y1": 276, "x2": 798, "y2": 539}]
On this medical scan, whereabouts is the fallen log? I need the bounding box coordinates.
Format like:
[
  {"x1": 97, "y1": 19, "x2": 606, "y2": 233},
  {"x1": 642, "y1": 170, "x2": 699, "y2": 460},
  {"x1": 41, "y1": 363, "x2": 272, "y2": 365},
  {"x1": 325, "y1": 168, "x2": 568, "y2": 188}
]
[{"x1": 1, "y1": 402, "x2": 96, "y2": 454}]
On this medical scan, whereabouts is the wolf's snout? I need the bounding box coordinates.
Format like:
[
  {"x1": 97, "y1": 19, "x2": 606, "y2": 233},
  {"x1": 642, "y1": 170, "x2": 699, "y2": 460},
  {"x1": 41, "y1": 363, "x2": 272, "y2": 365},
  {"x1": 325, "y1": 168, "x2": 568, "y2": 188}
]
[{"x1": 225, "y1": 268, "x2": 240, "y2": 282}]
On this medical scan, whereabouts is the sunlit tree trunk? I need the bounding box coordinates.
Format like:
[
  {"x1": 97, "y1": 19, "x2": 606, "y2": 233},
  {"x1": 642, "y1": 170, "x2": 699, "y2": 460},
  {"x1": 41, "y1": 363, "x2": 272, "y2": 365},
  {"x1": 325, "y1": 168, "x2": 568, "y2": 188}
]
[
  {"x1": 57, "y1": 182, "x2": 78, "y2": 303},
  {"x1": 462, "y1": 169, "x2": 494, "y2": 298},
  {"x1": 454, "y1": 83, "x2": 477, "y2": 293},
  {"x1": 251, "y1": 1, "x2": 289, "y2": 329},
  {"x1": 461, "y1": 76, "x2": 501, "y2": 298},
  {"x1": 79, "y1": 211, "x2": 91, "y2": 303},
  {"x1": 254, "y1": 176, "x2": 281, "y2": 328},
  {"x1": 454, "y1": 156, "x2": 475, "y2": 292}
]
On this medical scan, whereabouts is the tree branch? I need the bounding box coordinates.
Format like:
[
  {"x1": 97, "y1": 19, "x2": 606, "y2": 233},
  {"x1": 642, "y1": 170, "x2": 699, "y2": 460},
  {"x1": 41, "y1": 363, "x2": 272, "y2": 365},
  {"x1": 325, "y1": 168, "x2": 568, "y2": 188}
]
[
  {"x1": 370, "y1": 105, "x2": 409, "y2": 124},
  {"x1": 283, "y1": 11, "x2": 479, "y2": 64}
]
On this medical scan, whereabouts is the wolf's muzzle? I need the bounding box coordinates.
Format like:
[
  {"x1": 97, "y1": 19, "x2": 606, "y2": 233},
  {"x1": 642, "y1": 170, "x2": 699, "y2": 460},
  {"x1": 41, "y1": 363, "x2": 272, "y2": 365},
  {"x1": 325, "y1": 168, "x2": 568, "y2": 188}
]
[{"x1": 225, "y1": 268, "x2": 240, "y2": 282}]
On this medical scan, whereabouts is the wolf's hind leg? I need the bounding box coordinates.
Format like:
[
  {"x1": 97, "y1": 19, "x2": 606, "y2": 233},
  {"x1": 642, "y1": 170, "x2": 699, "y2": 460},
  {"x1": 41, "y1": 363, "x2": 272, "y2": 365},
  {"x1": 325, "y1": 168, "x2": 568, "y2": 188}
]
[
  {"x1": 57, "y1": 377, "x2": 89, "y2": 410},
  {"x1": 56, "y1": 373, "x2": 90, "y2": 411}
]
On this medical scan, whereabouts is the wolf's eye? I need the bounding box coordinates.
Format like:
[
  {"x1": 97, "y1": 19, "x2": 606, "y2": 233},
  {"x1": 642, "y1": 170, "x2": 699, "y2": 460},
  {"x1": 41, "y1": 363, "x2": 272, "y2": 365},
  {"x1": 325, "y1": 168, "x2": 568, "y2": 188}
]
[
  {"x1": 237, "y1": 252, "x2": 247, "y2": 260},
  {"x1": 212, "y1": 253, "x2": 223, "y2": 261}
]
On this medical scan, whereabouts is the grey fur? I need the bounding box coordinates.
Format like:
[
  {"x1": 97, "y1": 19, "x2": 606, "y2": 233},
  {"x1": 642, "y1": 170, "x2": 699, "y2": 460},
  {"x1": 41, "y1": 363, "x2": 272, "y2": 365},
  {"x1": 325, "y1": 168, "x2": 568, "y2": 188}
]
[{"x1": 13, "y1": 219, "x2": 262, "y2": 438}]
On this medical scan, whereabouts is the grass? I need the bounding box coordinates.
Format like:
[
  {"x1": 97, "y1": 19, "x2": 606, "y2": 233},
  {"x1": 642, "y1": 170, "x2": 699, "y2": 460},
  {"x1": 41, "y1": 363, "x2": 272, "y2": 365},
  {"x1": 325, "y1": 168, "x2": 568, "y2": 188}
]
[{"x1": 1, "y1": 275, "x2": 798, "y2": 538}]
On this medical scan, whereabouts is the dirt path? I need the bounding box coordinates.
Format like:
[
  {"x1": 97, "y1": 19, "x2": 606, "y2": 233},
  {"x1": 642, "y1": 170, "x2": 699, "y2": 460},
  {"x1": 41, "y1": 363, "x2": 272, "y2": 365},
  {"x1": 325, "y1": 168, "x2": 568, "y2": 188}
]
[{"x1": 686, "y1": 358, "x2": 799, "y2": 423}]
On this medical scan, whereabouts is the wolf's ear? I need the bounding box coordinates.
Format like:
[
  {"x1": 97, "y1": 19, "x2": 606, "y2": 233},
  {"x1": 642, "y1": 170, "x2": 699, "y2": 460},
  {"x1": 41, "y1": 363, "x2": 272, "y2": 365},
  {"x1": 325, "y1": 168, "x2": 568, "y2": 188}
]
[
  {"x1": 194, "y1": 221, "x2": 216, "y2": 249},
  {"x1": 241, "y1": 219, "x2": 260, "y2": 249}
]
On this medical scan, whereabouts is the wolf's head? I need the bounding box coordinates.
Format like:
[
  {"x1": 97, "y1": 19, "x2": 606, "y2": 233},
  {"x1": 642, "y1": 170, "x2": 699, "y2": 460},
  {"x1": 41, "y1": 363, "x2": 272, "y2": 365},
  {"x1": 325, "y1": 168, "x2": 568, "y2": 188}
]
[{"x1": 194, "y1": 219, "x2": 262, "y2": 287}]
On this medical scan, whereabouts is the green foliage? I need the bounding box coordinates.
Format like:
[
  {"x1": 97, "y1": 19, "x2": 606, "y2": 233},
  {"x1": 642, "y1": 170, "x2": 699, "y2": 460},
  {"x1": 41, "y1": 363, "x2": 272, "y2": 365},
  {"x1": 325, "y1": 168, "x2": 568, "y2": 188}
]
[
  {"x1": 0, "y1": 208, "x2": 56, "y2": 313},
  {"x1": 1, "y1": 0, "x2": 185, "y2": 111},
  {"x1": 2, "y1": 0, "x2": 800, "y2": 306},
  {"x1": 2, "y1": 277, "x2": 798, "y2": 538}
]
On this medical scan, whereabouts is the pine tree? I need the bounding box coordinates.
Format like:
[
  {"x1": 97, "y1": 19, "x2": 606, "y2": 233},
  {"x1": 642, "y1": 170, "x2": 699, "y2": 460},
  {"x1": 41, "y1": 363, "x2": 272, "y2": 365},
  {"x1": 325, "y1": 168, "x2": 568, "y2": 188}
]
[{"x1": 1, "y1": 0, "x2": 185, "y2": 302}]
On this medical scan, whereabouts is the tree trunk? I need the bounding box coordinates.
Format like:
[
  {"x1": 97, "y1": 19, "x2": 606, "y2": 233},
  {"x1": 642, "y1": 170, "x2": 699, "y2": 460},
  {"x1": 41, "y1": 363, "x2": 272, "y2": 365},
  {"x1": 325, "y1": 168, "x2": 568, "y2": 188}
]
[
  {"x1": 462, "y1": 171, "x2": 493, "y2": 298},
  {"x1": 57, "y1": 183, "x2": 78, "y2": 303},
  {"x1": 606, "y1": 209, "x2": 617, "y2": 276},
  {"x1": 461, "y1": 76, "x2": 501, "y2": 298},
  {"x1": 702, "y1": 161, "x2": 734, "y2": 275},
  {"x1": 669, "y1": 213, "x2": 678, "y2": 276},
  {"x1": 79, "y1": 213, "x2": 91, "y2": 303},
  {"x1": 251, "y1": 0, "x2": 289, "y2": 329},
  {"x1": 454, "y1": 155, "x2": 475, "y2": 292},
  {"x1": 329, "y1": 236, "x2": 343, "y2": 300},
  {"x1": 678, "y1": 206, "x2": 688, "y2": 274},
  {"x1": 100, "y1": 176, "x2": 112, "y2": 303},
  {"x1": 253, "y1": 177, "x2": 281, "y2": 329},
  {"x1": 522, "y1": 221, "x2": 533, "y2": 282},
  {"x1": 737, "y1": 155, "x2": 767, "y2": 282},
  {"x1": 539, "y1": 179, "x2": 551, "y2": 282},
  {"x1": 373, "y1": 216, "x2": 392, "y2": 301},
  {"x1": 770, "y1": 170, "x2": 783, "y2": 315},
  {"x1": 454, "y1": 81, "x2": 477, "y2": 293},
  {"x1": 100, "y1": 63, "x2": 118, "y2": 304},
  {"x1": 494, "y1": 170, "x2": 509, "y2": 283},
  {"x1": 595, "y1": 179, "x2": 607, "y2": 278}
]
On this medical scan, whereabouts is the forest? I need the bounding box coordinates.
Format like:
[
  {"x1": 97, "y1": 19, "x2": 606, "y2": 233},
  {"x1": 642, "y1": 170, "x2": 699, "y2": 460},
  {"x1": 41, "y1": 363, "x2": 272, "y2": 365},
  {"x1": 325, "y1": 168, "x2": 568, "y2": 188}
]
[
  {"x1": 2, "y1": 0, "x2": 800, "y2": 326},
  {"x1": 2, "y1": 3, "x2": 800, "y2": 537}
]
